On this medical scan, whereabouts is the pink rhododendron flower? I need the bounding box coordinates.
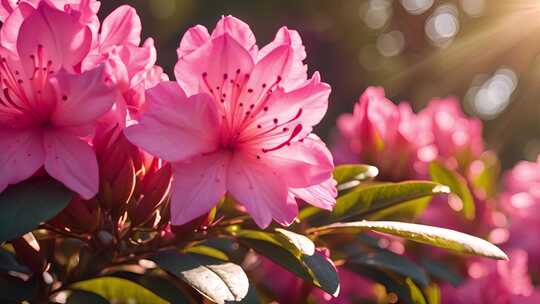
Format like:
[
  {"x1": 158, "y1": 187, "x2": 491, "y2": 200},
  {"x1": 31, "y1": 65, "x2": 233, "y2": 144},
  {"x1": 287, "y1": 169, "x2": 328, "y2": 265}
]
[
  {"x1": 334, "y1": 87, "x2": 433, "y2": 181},
  {"x1": 0, "y1": 2, "x2": 116, "y2": 198},
  {"x1": 417, "y1": 97, "x2": 484, "y2": 169},
  {"x1": 442, "y1": 250, "x2": 540, "y2": 304},
  {"x1": 500, "y1": 156, "x2": 540, "y2": 270},
  {"x1": 126, "y1": 16, "x2": 336, "y2": 228}
]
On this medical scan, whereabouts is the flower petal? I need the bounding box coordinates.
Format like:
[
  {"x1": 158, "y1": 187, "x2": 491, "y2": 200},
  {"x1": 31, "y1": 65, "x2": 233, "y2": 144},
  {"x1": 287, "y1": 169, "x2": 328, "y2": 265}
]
[
  {"x1": 124, "y1": 82, "x2": 220, "y2": 162},
  {"x1": 17, "y1": 2, "x2": 92, "y2": 74},
  {"x1": 257, "y1": 27, "x2": 307, "y2": 89},
  {"x1": 211, "y1": 15, "x2": 257, "y2": 56},
  {"x1": 227, "y1": 153, "x2": 293, "y2": 228},
  {"x1": 176, "y1": 25, "x2": 210, "y2": 58},
  {"x1": 174, "y1": 33, "x2": 254, "y2": 96},
  {"x1": 290, "y1": 177, "x2": 337, "y2": 211},
  {"x1": 99, "y1": 5, "x2": 141, "y2": 51},
  {"x1": 50, "y1": 66, "x2": 116, "y2": 127},
  {"x1": 43, "y1": 129, "x2": 99, "y2": 199},
  {"x1": 170, "y1": 152, "x2": 228, "y2": 226},
  {"x1": 0, "y1": 128, "x2": 44, "y2": 193},
  {"x1": 264, "y1": 135, "x2": 334, "y2": 188}
]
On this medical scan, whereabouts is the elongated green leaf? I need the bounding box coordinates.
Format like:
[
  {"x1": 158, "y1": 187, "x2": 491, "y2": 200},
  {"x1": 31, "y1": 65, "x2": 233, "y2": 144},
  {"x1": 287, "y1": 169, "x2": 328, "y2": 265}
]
[
  {"x1": 110, "y1": 271, "x2": 190, "y2": 304},
  {"x1": 66, "y1": 290, "x2": 109, "y2": 304},
  {"x1": 429, "y1": 161, "x2": 475, "y2": 220},
  {"x1": 333, "y1": 164, "x2": 378, "y2": 191},
  {"x1": 349, "y1": 251, "x2": 429, "y2": 287},
  {"x1": 331, "y1": 181, "x2": 450, "y2": 222},
  {"x1": 70, "y1": 277, "x2": 168, "y2": 304},
  {"x1": 275, "y1": 228, "x2": 315, "y2": 255},
  {"x1": 234, "y1": 230, "x2": 339, "y2": 296},
  {"x1": 234, "y1": 229, "x2": 307, "y2": 258},
  {"x1": 310, "y1": 221, "x2": 508, "y2": 260},
  {"x1": 0, "y1": 178, "x2": 73, "y2": 242},
  {"x1": 366, "y1": 196, "x2": 432, "y2": 221},
  {"x1": 421, "y1": 259, "x2": 463, "y2": 287},
  {"x1": 150, "y1": 251, "x2": 249, "y2": 304}
]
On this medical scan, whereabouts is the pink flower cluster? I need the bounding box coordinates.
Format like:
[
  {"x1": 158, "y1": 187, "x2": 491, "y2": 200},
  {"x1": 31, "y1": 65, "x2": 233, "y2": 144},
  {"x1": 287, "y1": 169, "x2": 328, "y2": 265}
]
[
  {"x1": 334, "y1": 86, "x2": 540, "y2": 303},
  {"x1": 334, "y1": 87, "x2": 483, "y2": 181},
  {"x1": 0, "y1": 1, "x2": 336, "y2": 229}
]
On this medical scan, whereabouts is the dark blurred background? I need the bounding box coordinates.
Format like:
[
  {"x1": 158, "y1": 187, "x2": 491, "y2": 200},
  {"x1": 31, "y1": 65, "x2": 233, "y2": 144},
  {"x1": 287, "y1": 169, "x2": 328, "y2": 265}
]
[{"x1": 101, "y1": 0, "x2": 540, "y2": 170}]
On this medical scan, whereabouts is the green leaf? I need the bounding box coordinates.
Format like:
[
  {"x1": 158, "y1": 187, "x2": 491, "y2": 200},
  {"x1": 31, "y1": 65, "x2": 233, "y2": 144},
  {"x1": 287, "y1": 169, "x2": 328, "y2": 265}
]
[
  {"x1": 111, "y1": 271, "x2": 190, "y2": 304},
  {"x1": 333, "y1": 164, "x2": 378, "y2": 190},
  {"x1": 233, "y1": 229, "x2": 305, "y2": 258},
  {"x1": 233, "y1": 230, "x2": 339, "y2": 296},
  {"x1": 66, "y1": 290, "x2": 109, "y2": 304},
  {"x1": 421, "y1": 259, "x2": 463, "y2": 287},
  {"x1": 405, "y1": 277, "x2": 427, "y2": 304},
  {"x1": 0, "y1": 178, "x2": 73, "y2": 242},
  {"x1": 424, "y1": 283, "x2": 441, "y2": 304},
  {"x1": 150, "y1": 251, "x2": 250, "y2": 304},
  {"x1": 70, "y1": 277, "x2": 168, "y2": 304},
  {"x1": 310, "y1": 221, "x2": 508, "y2": 260},
  {"x1": 0, "y1": 248, "x2": 30, "y2": 274},
  {"x1": 331, "y1": 181, "x2": 450, "y2": 222},
  {"x1": 349, "y1": 251, "x2": 429, "y2": 287},
  {"x1": 429, "y1": 161, "x2": 475, "y2": 220},
  {"x1": 275, "y1": 228, "x2": 315, "y2": 255},
  {"x1": 366, "y1": 196, "x2": 432, "y2": 221},
  {"x1": 186, "y1": 245, "x2": 229, "y2": 261}
]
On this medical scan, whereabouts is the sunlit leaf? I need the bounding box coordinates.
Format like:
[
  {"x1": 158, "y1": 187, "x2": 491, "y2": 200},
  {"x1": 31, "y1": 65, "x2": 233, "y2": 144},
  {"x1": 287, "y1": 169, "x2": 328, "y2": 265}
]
[
  {"x1": 331, "y1": 181, "x2": 450, "y2": 222},
  {"x1": 150, "y1": 251, "x2": 250, "y2": 304},
  {"x1": 333, "y1": 164, "x2": 379, "y2": 191},
  {"x1": 233, "y1": 230, "x2": 339, "y2": 296},
  {"x1": 66, "y1": 290, "x2": 109, "y2": 304},
  {"x1": 110, "y1": 271, "x2": 190, "y2": 304},
  {"x1": 275, "y1": 228, "x2": 315, "y2": 256},
  {"x1": 0, "y1": 178, "x2": 73, "y2": 242},
  {"x1": 310, "y1": 221, "x2": 508, "y2": 260},
  {"x1": 429, "y1": 161, "x2": 475, "y2": 220},
  {"x1": 70, "y1": 277, "x2": 168, "y2": 304}
]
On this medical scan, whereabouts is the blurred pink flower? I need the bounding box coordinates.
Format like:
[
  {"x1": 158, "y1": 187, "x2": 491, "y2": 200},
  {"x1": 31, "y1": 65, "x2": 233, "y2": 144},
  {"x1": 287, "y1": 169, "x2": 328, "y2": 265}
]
[
  {"x1": 417, "y1": 97, "x2": 484, "y2": 169},
  {"x1": 500, "y1": 156, "x2": 540, "y2": 270},
  {"x1": 126, "y1": 16, "x2": 336, "y2": 228},
  {"x1": 0, "y1": 2, "x2": 115, "y2": 198},
  {"x1": 334, "y1": 87, "x2": 433, "y2": 181},
  {"x1": 442, "y1": 250, "x2": 540, "y2": 304}
]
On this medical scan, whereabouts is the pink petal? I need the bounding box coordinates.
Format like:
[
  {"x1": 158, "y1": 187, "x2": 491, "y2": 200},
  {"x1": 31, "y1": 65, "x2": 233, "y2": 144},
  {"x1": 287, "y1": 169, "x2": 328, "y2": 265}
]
[
  {"x1": 99, "y1": 5, "x2": 141, "y2": 51},
  {"x1": 50, "y1": 66, "x2": 116, "y2": 127},
  {"x1": 43, "y1": 129, "x2": 98, "y2": 199},
  {"x1": 247, "y1": 72, "x2": 330, "y2": 139},
  {"x1": 17, "y1": 2, "x2": 92, "y2": 74},
  {"x1": 124, "y1": 82, "x2": 220, "y2": 162},
  {"x1": 176, "y1": 25, "x2": 210, "y2": 58},
  {"x1": 227, "y1": 153, "x2": 294, "y2": 228},
  {"x1": 264, "y1": 135, "x2": 334, "y2": 188},
  {"x1": 174, "y1": 33, "x2": 254, "y2": 96},
  {"x1": 170, "y1": 152, "x2": 228, "y2": 226},
  {"x1": 290, "y1": 177, "x2": 337, "y2": 210},
  {"x1": 237, "y1": 42, "x2": 304, "y2": 111},
  {"x1": 0, "y1": 128, "x2": 44, "y2": 193},
  {"x1": 211, "y1": 15, "x2": 257, "y2": 56},
  {"x1": 0, "y1": 2, "x2": 34, "y2": 53},
  {"x1": 258, "y1": 27, "x2": 307, "y2": 89}
]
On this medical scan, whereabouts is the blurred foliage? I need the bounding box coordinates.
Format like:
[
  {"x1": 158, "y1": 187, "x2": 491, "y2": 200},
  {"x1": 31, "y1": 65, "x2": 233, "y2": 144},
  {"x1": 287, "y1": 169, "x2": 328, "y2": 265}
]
[{"x1": 101, "y1": 0, "x2": 540, "y2": 169}]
